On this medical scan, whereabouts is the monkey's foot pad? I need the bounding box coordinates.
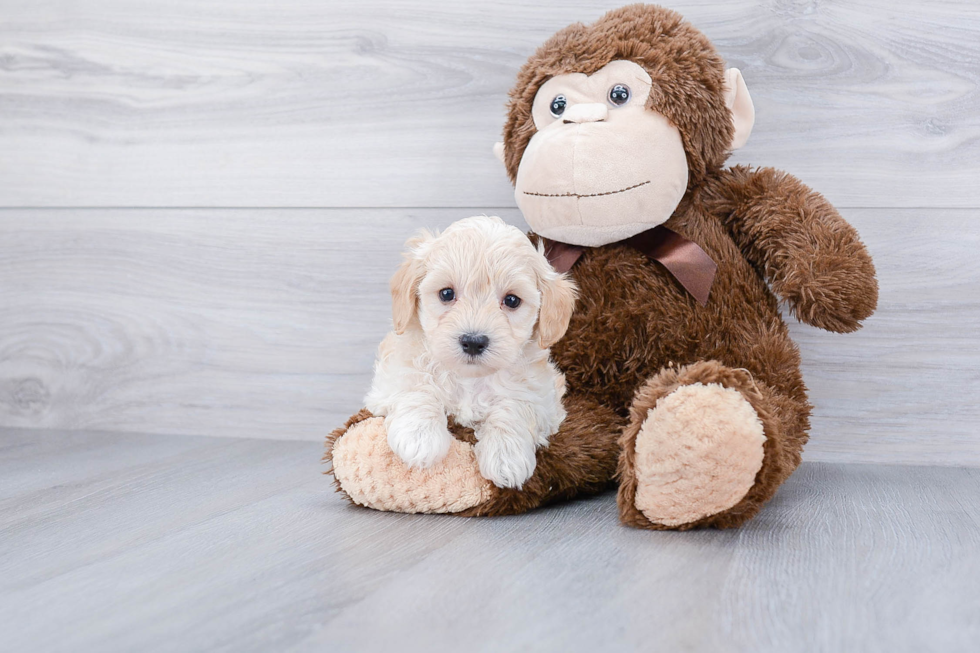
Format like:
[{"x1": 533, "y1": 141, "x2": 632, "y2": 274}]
[
  {"x1": 331, "y1": 417, "x2": 493, "y2": 513},
  {"x1": 633, "y1": 383, "x2": 767, "y2": 527}
]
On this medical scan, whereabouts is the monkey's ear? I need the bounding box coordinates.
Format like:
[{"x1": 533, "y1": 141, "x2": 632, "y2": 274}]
[
  {"x1": 390, "y1": 232, "x2": 432, "y2": 335},
  {"x1": 492, "y1": 141, "x2": 505, "y2": 164},
  {"x1": 724, "y1": 68, "x2": 755, "y2": 150}
]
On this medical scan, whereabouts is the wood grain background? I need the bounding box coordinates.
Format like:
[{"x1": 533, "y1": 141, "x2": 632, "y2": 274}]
[{"x1": 1, "y1": 1, "x2": 978, "y2": 465}]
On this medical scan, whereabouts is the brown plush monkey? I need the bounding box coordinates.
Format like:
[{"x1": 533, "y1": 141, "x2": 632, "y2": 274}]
[{"x1": 326, "y1": 4, "x2": 878, "y2": 529}]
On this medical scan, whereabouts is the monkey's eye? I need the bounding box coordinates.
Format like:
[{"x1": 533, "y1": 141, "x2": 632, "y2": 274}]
[
  {"x1": 439, "y1": 288, "x2": 455, "y2": 303},
  {"x1": 549, "y1": 95, "x2": 567, "y2": 118},
  {"x1": 608, "y1": 84, "x2": 631, "y2": 106},
  {"x1": 502, "y1": 294, "x2": 522, "y2": 309}
]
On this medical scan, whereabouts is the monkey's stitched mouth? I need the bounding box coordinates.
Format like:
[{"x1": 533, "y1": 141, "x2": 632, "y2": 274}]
[{"x1": 523, "y1": 180, "x2": 650, "y2": 199}]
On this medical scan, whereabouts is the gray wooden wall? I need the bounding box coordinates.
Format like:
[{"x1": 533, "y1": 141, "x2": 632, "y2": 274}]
[{"x1": 1, "y1": 0, "x2": 978, "y2": 465}]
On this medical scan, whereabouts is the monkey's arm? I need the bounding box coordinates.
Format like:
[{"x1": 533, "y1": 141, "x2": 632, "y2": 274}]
[{"x1": 706, "y1": 165, "x2": 878, "y2": 333}]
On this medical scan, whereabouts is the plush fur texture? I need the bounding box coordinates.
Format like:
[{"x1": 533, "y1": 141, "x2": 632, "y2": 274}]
[
  {"x1": 616, "y1": 361, "x2": 789, "y2": 529},
  {"x1": 631, "y1": 382, "x2": 766, "y2": 527},
  {"x1": 325, "y1": 409, "x2": 494, "y2": 513},
  {"x1": 332, "y1": 415, "x2": 493, "y2": 513},
  {"x1": 325, "y1": 4, "x2": 878, "y2": 529}
]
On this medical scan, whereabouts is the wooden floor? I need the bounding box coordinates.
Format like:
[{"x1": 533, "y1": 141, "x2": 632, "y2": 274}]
[{"x1": 2, "y1": 428, "x2": 978, "y2": 653}]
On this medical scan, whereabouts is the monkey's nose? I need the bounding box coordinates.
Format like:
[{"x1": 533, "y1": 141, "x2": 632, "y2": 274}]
[
  {"x1": 459, "y1": 333, "x2": 490, "y2": 356},
  {"x1": 562, "y1": 103, "x2": 608, "y2": 124}
]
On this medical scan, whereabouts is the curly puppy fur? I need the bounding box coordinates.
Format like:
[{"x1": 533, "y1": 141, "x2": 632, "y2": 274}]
[
  {"x1": 327, "y1": 4, "x2": 878, "y2": 529},
  {"x1": 364, "y1": 216, "x2": 575, "y2": 490}
]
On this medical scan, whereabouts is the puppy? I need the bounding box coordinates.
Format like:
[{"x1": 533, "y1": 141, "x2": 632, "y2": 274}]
[{"x1": 364, "y1": 216, "x2": 577, "y2": 489}]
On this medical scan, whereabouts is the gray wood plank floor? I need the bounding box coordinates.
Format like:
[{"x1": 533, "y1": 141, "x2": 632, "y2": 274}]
[{"x1": 1, "y1": 428, "x2": 978, "y2": 653}]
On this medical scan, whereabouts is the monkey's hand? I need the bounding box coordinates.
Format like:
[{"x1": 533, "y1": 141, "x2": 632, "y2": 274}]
[
  {"x1": 707, "y1": 166, "x2": 878, "y2": 333},
  {"x1": 325, "y1": 410, "x2": 494, "y2": 514}
]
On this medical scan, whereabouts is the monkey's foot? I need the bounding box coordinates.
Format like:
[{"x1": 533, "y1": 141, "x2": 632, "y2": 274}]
[
  {"x1": 327, "y1": 415, "x2": 493, "y2": 514},
  {"x1": 631, "y1": 383, "x2": 765, "y2": 526},
  {"x1": 618, "y1": 362, "x2": 774, "y2": 530}
]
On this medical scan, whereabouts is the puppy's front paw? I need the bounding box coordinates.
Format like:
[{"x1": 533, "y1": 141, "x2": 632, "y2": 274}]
[
  {"x1": 474, "y1": 430, "x2": 537, "y2": 489},
  {"x1": 386, "y1": 415, "x2": 453, "y2": 468}
]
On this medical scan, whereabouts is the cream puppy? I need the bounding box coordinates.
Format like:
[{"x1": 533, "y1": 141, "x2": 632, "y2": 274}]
[{"x1": 365, "y1": 216, "x2": 577, "y2": 489}]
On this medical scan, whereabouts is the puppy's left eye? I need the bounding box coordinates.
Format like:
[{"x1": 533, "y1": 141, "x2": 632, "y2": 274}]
[
  {"x1": 502, "y1": 294, "x2": 521, "y2": 309},
  {"x1": 439, "y1": 288, "x2": 455, "y2": 302}
]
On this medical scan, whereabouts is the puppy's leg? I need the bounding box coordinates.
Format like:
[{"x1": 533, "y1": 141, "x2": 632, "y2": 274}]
[
  {"x1": 474, "y1": 400, "x2": 540, "y2": 489},
  {"x1": 385, "y1": 392, "x2": 454, "y2": 468},
  {"x1": 459, "y1": 393, "x2": 625, "y2": 515}
]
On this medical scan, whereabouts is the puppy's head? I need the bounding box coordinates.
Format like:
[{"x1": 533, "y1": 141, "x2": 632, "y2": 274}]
[{"x1": 390, "y1": 215, "x2": 576, "y2": 376}]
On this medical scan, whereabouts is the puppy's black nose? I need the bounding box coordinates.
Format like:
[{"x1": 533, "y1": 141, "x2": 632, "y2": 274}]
[{"x1": 459, "y1": 333, "x2": 490, "y2": 356}]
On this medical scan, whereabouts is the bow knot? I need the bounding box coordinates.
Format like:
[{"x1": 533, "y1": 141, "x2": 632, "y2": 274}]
[{"x1": 543, "y1": 225, "x2": 717, "y2": 306}]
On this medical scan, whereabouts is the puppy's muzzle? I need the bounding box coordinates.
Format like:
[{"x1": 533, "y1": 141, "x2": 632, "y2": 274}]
[{"x1": 459, "y1": 333, "x2": 490, "y2": 357}]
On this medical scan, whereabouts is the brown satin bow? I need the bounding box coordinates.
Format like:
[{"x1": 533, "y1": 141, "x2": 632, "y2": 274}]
[{"x1": 543, "y1": 225, "x2": 718, "y2": 306}]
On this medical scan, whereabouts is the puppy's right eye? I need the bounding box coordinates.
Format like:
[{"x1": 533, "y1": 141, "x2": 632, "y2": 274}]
[{"x1": 439, "y1": 288, "x2": 455, "y2": 303}]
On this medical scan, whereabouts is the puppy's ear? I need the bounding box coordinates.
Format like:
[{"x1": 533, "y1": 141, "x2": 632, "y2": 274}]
[
  {"x1": 390, "y1": 231, "x2": 433, "y2": 334},
  {"x1": 535, "y1": 261, "x2": 577, "y2": 349}
]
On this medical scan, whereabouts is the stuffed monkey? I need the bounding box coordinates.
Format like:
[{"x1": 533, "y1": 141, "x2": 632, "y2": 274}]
[{"x1": 326, "y1": 4, "x2": 877, "y2": 529}]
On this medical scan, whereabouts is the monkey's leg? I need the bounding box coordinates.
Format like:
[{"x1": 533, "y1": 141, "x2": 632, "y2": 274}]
[
  {"x1": 617, "y1": 361, "x2": 808, "y2": 530},
  {"x1": 324, "y1": 394, "x2": 625, "y2": 516}
]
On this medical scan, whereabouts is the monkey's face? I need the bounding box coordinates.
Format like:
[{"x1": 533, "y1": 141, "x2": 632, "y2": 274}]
[{"x1": 514, "y1": 60, "x2": 689, "y2": 247}]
